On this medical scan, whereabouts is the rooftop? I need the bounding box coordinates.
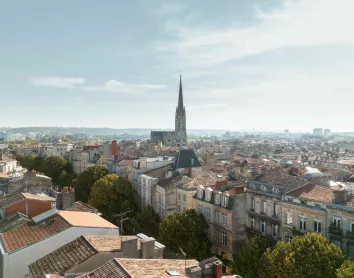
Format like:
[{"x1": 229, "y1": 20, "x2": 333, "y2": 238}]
[
  {"x1": 0, "y1": 212, "x2": 31, "y2": 233},
  {"x1": 144, "y1": 164, "x2": 173, "y2": 178},
  {"x1": 288, "y1": 183, "x2": 334, "y2": 203},
  {"x1": 29, "y1": 236, "x2": 98, "y2": 278},
  {"x1": 0, "y1": 214, "x2": 71, "y2": 253},
  {"x1": 65, "y1": 201, "x2": 98, "y2": 213},
  {"x1": 83, "y1": 235, "x2": 137, "y2": 252},
  {"x1": 58, "y1": 211, "x2": 117, "y2": 228},
  {"x1": 76, "y1": 258, "x2": 130, "y2": 278},
  {"x1": 0, "y1": 192, "x2": 25, "y2": 209},
  {"x1": 256, "y1": 169, "x2": 299, "y2": 186},
  {"x1": 21, "y1": 192, "x2": 56, "y2": 202},
  {"x1": 174, "y1": 149, "x2": 202, "y2": 169}
]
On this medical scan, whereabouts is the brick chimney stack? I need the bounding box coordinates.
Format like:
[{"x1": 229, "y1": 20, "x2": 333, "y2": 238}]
[{"x1": 112, "y1": 140, "x2": 118, "y2": 156}]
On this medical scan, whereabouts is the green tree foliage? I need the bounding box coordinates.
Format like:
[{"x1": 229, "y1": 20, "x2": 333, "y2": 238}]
[
  {"x1": 258, "y1": 233, "x2": 345, "y2": 278},
  {"x1": 72, "y1": 166, "x2": 108, "y2": 203},
  {"x1": 337, "y1": 260, "x2": 354, "y2": 278},
  {"x1": 159, "y1": 209, "x2": 212, "y2": 260},
  {"x1": 57, "y1": 170, "x2": 76, "y2": 188},
  {"x1": 16, "y1": 154, "x2": 43, "y2": 171},
  {"x1": 231, "y1": 236, "x2": 273, "y2": 278},
  {"x1": 131, "y1": 205, "x2": 161, "y2": 238},
  {"x1": 88, "y1": 174, "x2": 133, "y2": 221},
  {"x1": 39, "y1": 156, "x2": 68, "y2": 183}
]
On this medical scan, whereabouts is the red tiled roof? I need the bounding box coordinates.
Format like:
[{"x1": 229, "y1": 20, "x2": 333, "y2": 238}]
[
  {"x1": 65, "y1": 201, "x2": 98, "y2": 213},
  {"x1": 288, "y1": 183, "x2": 333, "y2": 202},
  {"x1": 77, "y1": 259, "x2": 131, "y2": 278},
  {"x1": 257, "y1": 169, "x2": 299, "y2": 186},
  {"x1": 0, "y1": 192, "x2": 26, "y2": 209},
  {"x1": 0, "y1": 215, "x2": 71, "y2": 253}
]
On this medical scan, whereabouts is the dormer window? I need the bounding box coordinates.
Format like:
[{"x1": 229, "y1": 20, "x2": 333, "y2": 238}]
[
  {"x1": 205, "y1": 187, "x2": 213, "y2": 202},
  {"x1": 261, "y1": 185, "x2": 268, "y2": 192},
  {"x1": 215, "y1": 193, "x2": 221, "y2": 205},
  {"x1": 191, "y1": 158, "x2": 195, "y2": 165},
  {"x1": 197, "y1": 186, "x2": 204, "y2": 199},
  {"x1": 249, "y1": 183, "x2": 256, "y2": 190},
  {"x1": 222, "y1": 195, "x2": 229, "y2": 207},
  {"x1": 272, "y1": 187, "x2": 280, "y2": 194}
]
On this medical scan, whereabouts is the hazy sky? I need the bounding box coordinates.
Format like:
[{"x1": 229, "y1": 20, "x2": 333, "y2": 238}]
[{"x1": 1, "y1": 0, "x2": 354, "y2": 132}]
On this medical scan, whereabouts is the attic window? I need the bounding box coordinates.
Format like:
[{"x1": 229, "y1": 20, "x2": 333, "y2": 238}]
[
  {"x1": 272, "y1": 187, "x2": 280, "y2": 194},
  {"x1": 249, "y1": 183, "x2": 256, "y2": 190},
  {"x1": 191, "y1": 158, "x2": 195, "y2": 165},
  {"x1": 261, "y1": 185, "x2": 268, "y2": 192}
]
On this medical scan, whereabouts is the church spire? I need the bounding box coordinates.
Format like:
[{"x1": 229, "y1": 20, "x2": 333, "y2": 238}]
[{"x1": 178, "y1": 74, "x2": 184, "y2": 109}]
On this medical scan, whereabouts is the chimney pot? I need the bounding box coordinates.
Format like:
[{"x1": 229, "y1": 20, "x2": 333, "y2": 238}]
[{"x1": 214, "y1": 261, "x2": 223, "y2": 278}]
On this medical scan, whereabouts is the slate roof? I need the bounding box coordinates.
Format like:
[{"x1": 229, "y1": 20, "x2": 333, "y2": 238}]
[
  {"x1": 288, "y1": 183, "x2": 334, "y2": 202},
  {"x1": 174, "y1": 149, "x2": 202, "y2": 169},
  {"x1": 29, "y1": 236, "x2": 98, "y2": 278},
  {"x1": 65, "y1": 201, "x2": 98, "y2": 213},
  {"x1": 0, "y1": 212, "x2": 31, "y2": 233},
  {"x1": 76, "y1": 259, "x2": 131, "y2": 278},
  {"x1": 0, "y1": 192, "x2": 25, "y2": 209},
  {"x1": 144, "y1": 164, "x2": 173, "y2": 178},
  {"x1": 0, "y1": 214, "x2": 71, "y2": 253}
]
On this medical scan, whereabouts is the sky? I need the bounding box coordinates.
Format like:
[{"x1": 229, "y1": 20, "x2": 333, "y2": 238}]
[{"x1": 1, "y1": 0, "x2": 354, "y2": 132}]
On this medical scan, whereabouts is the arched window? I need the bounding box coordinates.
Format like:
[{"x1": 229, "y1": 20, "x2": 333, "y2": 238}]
[
  {"x1": 261, "y1": 185, "x2": 268, "y2": 192},
  {"x1": 249, "y1": 183, "x2": 256, "y2": 190},
  {"x1": 272, "y1": 187, "x2": 280, "y2": 194}
]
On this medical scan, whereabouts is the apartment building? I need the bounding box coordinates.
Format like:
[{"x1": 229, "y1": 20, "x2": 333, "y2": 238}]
[{"x1": 193, "y1": 182, "x2": 246, "y2": 260}]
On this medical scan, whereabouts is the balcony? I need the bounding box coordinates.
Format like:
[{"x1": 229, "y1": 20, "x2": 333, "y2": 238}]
[
  {"x1": 346, "y1": 230, "x2": 354, "y2": 241},
  {"x1": 272, "y1": 213, "x2": 279, "y2": 219},
  {"x1": 329, "y1": 224, "x2": 343, "y2": 237}
]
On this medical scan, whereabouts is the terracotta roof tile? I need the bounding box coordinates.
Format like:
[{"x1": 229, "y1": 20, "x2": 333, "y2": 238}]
[
  {"x1": 0, "y1": 192, "x2": 26, "y2": 209},
  {"x1": 29, "y1": 236, "x2": 98, "y2": 278},
  {"x1": 257, "y1": 169, "x2": 299, "y2": 186},
  {"x1": 288, "y1": 183, "x2": 333, "y2": 202},
  {"x1": 76, "y1": 259, "x2": 131, "y2": 278},
  {"x1": 0, "y1": 215, "x2": 71, "y2": 253},
  {"x1": 58, "y1": 211, "x2": 117, "y2": 229},
  {"x1": 65, "y1": 201, "x2": 98, "y2": 213},
  {"x1": 83, "y1": 235, "x2": 138, "y2": 252}
]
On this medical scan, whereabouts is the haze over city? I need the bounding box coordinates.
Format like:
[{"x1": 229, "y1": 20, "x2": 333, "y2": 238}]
[{"x1": 1, "y1": 0, "x2": 354, "y2": 132}]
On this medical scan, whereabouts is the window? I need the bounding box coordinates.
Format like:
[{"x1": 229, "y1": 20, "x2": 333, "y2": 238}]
[
  {"x1": 260, "y1": 221, "x2": 266, "y2": 233},
  {"x1": 286, "y1": 212, "x2": 293, "y2": 225},
  {"x1": 178, "y1": 193, "x2": 181, "y2": 200},
  {"x1": 272, "y1": 187, "x2": 280, "y2": 194},
  {"x1": 183, "y1": 194, "x2": 186, "y2": 201},
  {"x1": 273, "y1": 225, "x2": 278, "y2": 237},
  {"x1": 333, "y1": 217, "x2": 341, "y2": 228},
  {"x1": 250, "y1": 217, "x2": 255, "y2": 229},
  {"x1": 273, "y1": 203, "x2": 278, "y2": 217},
  {"x1": 215, "y1": 228, "x2": 220, "y2": 242},
  {"x1": 222, "y1": 232, "x2": 227, "y2": 246},
  {"x1": 197, "y1": 188, "x2": 204, "y2": 199},
  {"x1": 198, "y1": 204, "x2": 203, "y2": 215},
  {"x1": 285, "y1": 235, "x2": 293, "y2": 242},
  {"x1": 251, "y1": 198, "x2": 255, "y2": 211},
  {"x1": 177, "y1": 205, "x2": 180, "y2": 212},
  {"x1": 261, "y1": 185, "x2": 268, "y2": 192},
  {"x1": 215, "y1": 211, "x2": 220, "y2": 223},
  {"x1": 350, "y1": 221, "x2": 354, "y2": 232},
  {"x1": 249, "y1": 183, "x2": 256, "y2": 190},
  {"x1": 222, "y1": 214, "x2": 227, "y2": 226},
  {"x1": 262, "y1": 200, "x2": 267, "y2": 214},
  {"x1": 206, "y1": 207, "x2": 211, "y2": 219},
  {"x1": 299, "y1": 216, "x2": 306, "y2": 231},
  {"x1": 313, "y1": 219, "x2": 321, "y2": 233},
  {"x1": 206, "y1": 191, "x2": 211, "y2": 202},
  {"x1": 223, "y1": 196, "x2": 228, "y2": 207},
  {"x1": 183, "y1": 206, "x2": 186, "y2": 212},
  {"x1": 215, "y1": 194, "x2": 220, "y2": 205}
]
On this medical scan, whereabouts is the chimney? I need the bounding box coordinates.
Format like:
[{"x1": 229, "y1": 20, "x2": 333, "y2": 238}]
[
  {"x1": 112, "y1": 140, "x2": 118, "y2": 156},
  {"x1": 214, "y1": 261, "x2": 223, "y2": 278},
  {"x1": 56, "y1": 187, "x2": 75, "y2": 209},
  {"x1": 140, "y1": 237, "x2": 155, "y2": 259},
  {"x1": 122, "y1": 237, "x2": 139, "y2": 258},
  {"x1": 185, "y1": 265, "x2": 202, "y2": 278},
  {"x1": 332, "y1": 189, "x2": 348, "y2": 204}
]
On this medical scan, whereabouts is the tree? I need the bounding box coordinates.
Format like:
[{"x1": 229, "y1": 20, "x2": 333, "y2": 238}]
[
  {"x1": 73, "y1": 166, "x2": 108, "y2": 203},
  {"x1": 57, "y1": 170, "x2": 76, "y2": 188},
  {"x1": 39, "y1": 156, "x2": 68, "y2": 183},
  {"x1": 131, "y1": 205, "x2": 161, "y2": 238},
  {"x1": 337, "y1": 260, "x2": 354, "y2": 278},
  {"x1": 159, "y1": 209, "x2": 212, "y2": 260},
  {"x1": 259, "y1": 233, "x2": 345, "y2": 278},
  {"x1": 231, "y1": 236, "x2": 273, "y2": 278},
  {"x1": 88, "y1": 174, "x2": 133, "y2": 221}
]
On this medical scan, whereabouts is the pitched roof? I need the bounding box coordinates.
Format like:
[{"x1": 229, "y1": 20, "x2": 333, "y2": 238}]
[
  {"x1": 83, "y1": 235, "x2": 138, "y2": 252},
  {"x1": 0, "y1": 192, "x2": 25, "y2": 209},
  {"x1": 65, "y1": 201, "x2": 98, "y2": 213},
  {"x1": 21, "y1": 192, "x2": 56, "y2": 202},
  {"x1": 58, "y1": 211, "x2": 117, "y2": 228},
  {"x1": 114, "y1": 258, "x2": 200, "y2": 278},
  {"x1": 256, "y1": 169, "x2": 299, "y2": 186},
  {"x1": 29, "y1": 236, "x2": 98, "y2": 278},
  {"x1": 119, "y1": 160, "x2": 134, "y2": 166},
  {"x1": 288, "y1": 183, "x2": 333, "y2": 202},
  {"x1": 0, "y1": 212, "x2": 31, "y2": 233},
  {"x1": 144, "y1": 164, "x2": 173, "y2": 178},
  {"x1": 76, "y1": 259, "x2": 131, "y2": 278},
  {"x1": 174, "y1": 149, "x2": 201, "y2": 169},
  {"x1": 0, "y1": 214, "x2": 71, "y2": 253}
]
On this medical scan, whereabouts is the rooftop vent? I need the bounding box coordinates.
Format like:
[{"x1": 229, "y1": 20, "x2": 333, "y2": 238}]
[{"x1": 166, "y1": 270, "x2": 181, "y2": 276}]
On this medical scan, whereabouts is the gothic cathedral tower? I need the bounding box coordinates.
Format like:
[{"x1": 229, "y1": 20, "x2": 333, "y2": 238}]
[{"x1": 175, "y1": 74, "x2": 187, "y2": 144}]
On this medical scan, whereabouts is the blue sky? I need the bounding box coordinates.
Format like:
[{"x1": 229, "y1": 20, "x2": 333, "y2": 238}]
[{"x1": 1, "y1": 0, "x2": 354, "y2": 132}]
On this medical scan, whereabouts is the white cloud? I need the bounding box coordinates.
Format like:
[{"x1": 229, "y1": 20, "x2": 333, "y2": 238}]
[
  {"x1": 158, "y1": 0, "x2": 354, "y2": 66},
  {"x1": 30, "y1": 77, "x2": 166, "y2": 94},
  {"x1": 157, "y1": 3, "x2": 186, "y2": 15},
  {"x1": 30, "y1": 77, "x2": 86, "y2": 88}
]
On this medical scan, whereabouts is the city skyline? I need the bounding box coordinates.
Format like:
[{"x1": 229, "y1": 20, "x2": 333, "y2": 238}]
[{"x1": 1, "y1": 0, "x2": 354, "y2": 131}]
